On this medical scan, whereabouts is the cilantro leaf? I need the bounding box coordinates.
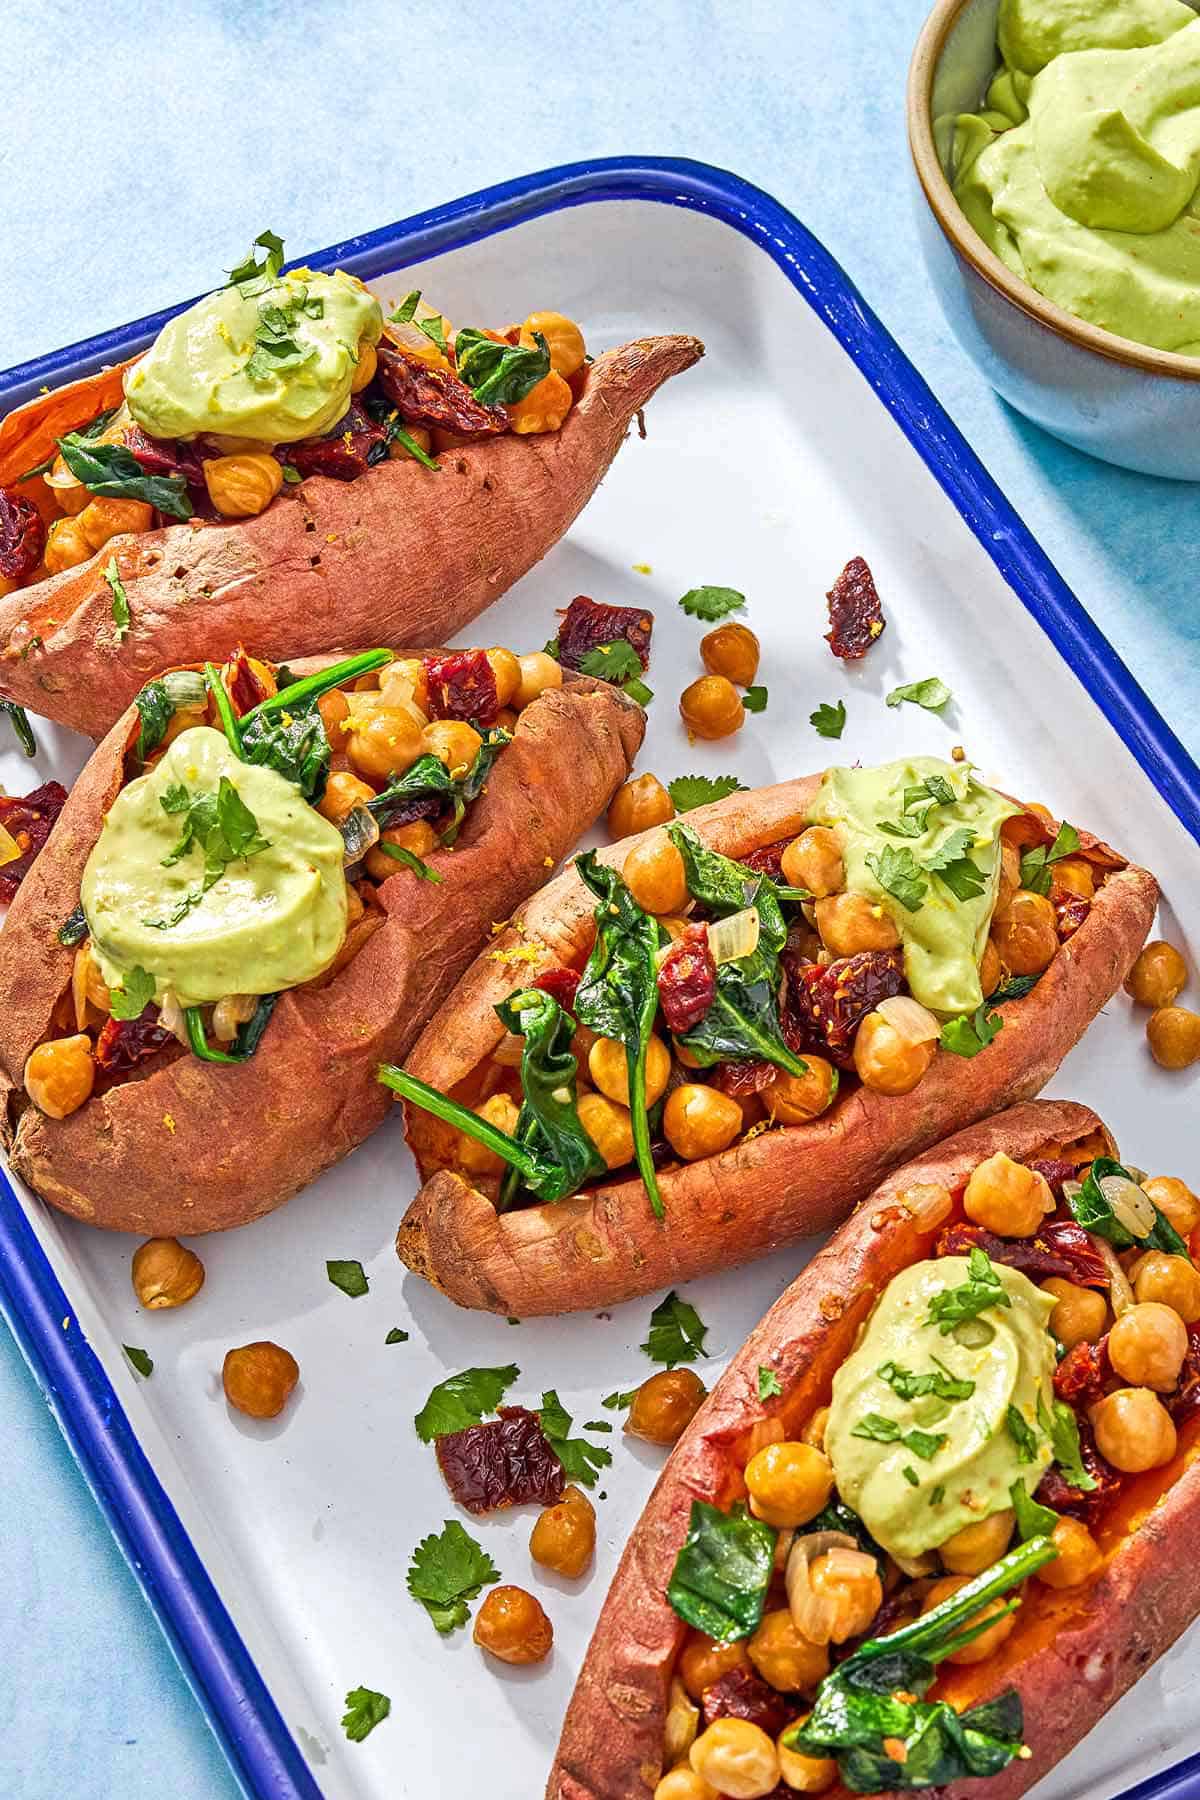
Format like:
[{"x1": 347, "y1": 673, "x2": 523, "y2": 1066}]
[
  {"x1": 642, "y1": 1290, "x2": 708, "y2": 1367},
  {"x1": 758, "y1": 1366, "x2": 783, "y2": 1400},
  {"x1": 407, "y1": 1520, "x2": 499, "y2": 1635},
  {"x1": 341, "y1": 1686, "x2": 391, "y2": 1741},
  {"x1": 602, "y1": 1387, "x2": 639, "y2": 1410},
  {"x1": 877, "y1": 1359, "x2": 974, "y2": 1403},
  {"x1": 850, "y1": 1414, "x2": 947, "y2": 1460},
  {"x1": 886, "y1": 677, "x2": 952, "y2": 713},
  {"x1": 939, "y1": 1005, "x2": 1004, "y2": 1058},
  {"x1": 414, "y1": 1364, "x2": 520, "y2": 1442},
  {"x1": 123, "y1": 1345, "x2": 153, "y2": 1378},
  {"x1": 810, "y1": 700, "x2": 846, "y2": 739},
  {"x1": 578, "y1": 640, "x2": 644, "y2": 683},
  {"x1": 906, "y1": 775, "x2": 957, "y2": 812},
  {"x1": 389, "y1": 289, "x2": 421, "y2": 324},
  {"x1": 537, "y1": 1389, "x2": 614, "y2": 1488},
  {"x1": 667, "y1": 773, "x2": 746, "y2": 813},
  {"x1": 1010, "y1": 1479, "x2": 1058, "y2": 1541},
  {"x1": 865, "y1": 844, "x2": 928, "y2": 913},
  {"x1": 678, "y1": 587, "x2": 746, "y2": 622},
  {"x1": 743, "y1": 686, "x2": 768, "y2": 714},
  {"x1": 110, "y1": 965, "x2": 156, "y2": 1021},
  {"x1": 385, "y1": 1327, "x2": 409, "y2": 1345},
  {"x1": 924, "y1": 828, "x2": 985, "y2": 902},
  {"x1": 1005, "y1": 1406, "x2": 1039, "y2": 1464},
  {"x1": 1019, "y1": 823, "x2": 1081, "y2": 897},
  {"x1": 1038, "y1": 1393, "x2": 1099, "y2": 1490},
  {"x1": 143, "y1": 778, "x2": 271, "y2": 930},
  {"x1": 326, "y1": 1259, "x2": 369, "y2": 1299},
  {"x1": 228, "y1": 229, "x2": 285, "y2": 294},
  {"x1": 105, "y1": 558, "x2": 130, "y2": 643},
  {"x1": 417, "y1": 313, "x2": 448, "y2": 355},
  {"x1": 925, "y1": 1248, "x2": 1011, "y2": 1334}
]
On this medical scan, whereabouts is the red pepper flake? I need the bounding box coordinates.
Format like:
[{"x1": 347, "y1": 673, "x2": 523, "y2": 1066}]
[
  {"x1": 936, "y1": 1219, "x2": 1107, "y2": 1289},
  {"x1": 94, "y1": 1008, "x2": 174, "y2": 1074},
  {"x1": 434, "y1": 1405, "x2": 565, "y2": 1515},
  {"x1": 657, "y1": 923, "x2": 717, "y2": 1033},
  {"x1": 825, "y1": 556, "x2": 886, "y2": 660},
  {"x1": 376, "y1": 345, "x2": 507, "y2": 439},
  {"x1": 0, "y1": 486, "x2": 46, "y2": 583},
  {"x1": 701, "y1": 1667, "x2": 792, "y2": 1738},
  {"x1": 531, "y1": 966, "x2": 581, "y2": 1016},
  {"x1": 789, "y1": 948, "x2": 905, "y2": 1067},
  {"x1": 0, "y1": 781, "x2": 68, "y2": 903},
  {"x1": 556, "y1": 595, "x2": 653, "y2": 671},
  {"x1": 423, "y1": 649, "x2": 500, "y2": 726}
]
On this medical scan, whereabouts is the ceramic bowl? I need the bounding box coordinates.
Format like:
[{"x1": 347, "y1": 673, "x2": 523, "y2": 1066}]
[{"x1": 908, "y1": 0, "x2": 1200, "y2": 480}]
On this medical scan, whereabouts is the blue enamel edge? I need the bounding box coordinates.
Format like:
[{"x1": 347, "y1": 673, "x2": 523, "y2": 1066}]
[{"x1": 1, "y1": 157, "x2": 1197, "y2": 1800}]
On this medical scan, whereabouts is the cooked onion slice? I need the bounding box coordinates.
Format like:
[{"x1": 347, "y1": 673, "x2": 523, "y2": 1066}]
[
  {"x1": 876, "y1": 995, "x2": 940, "y2": 1044},
  {"x1": 785, "y1": 1530, "x2": 861, "y2": 1644},
  {"x1": 708, "y1": 906, "x2": 760, "y2": 966},
  {"x1": 1095, "y1": 1236, "x2": 1135, "y2": 1315},
  {"x1": 1099, "y1": 1172, "x2": 1158, "y2": 1240}
]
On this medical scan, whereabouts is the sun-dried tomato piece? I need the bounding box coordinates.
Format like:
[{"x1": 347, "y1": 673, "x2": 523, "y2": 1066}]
[
  {"x1": 423, "y1": 649, "x2": 500, "y2": 726},
  {"x1": 435, "y1": 1405, "x2": 565, "y2": 1515},
  {"x1": 224, "y1": 648, "x2": 269, "y2": 717},
  {"x1": 657, "y1": 923, "x2": 717, "y2": 1034},
  {"x1": 825, "y1": 556, "x2": 886, "y2": 660},
  {"x1": 701, "y1": 1667, "x2": 793, "y2": 1738},
  {"x1": 936, "y1": 1220, "x2": 1107, "y2": 1289},
  {"x1": 0, "y1": 487, "x2": 47, "y2": 583},
  {"x1": 556, "y1": 595, "x2": 654, "y2": 672},
  {"x1": 285, "y1": 401, "x2": 388, "y2": 481},
  {"x1": 1055, "y1": 893, "x2": 1091, "y2": 939},
  {"x1": 1035, "y1": 1418, "x2": 1119, "y2": 1522},
  {"x1": 0, "y1": 781, "x2": 68, "y2": 904},
  {"x1": 376, "y1": 344, "x2": 507, "y2": 439},
  {"x1": 124, "y1": 425, "x2": 206, "y2": 488},
  {"x1": 531, "y1": 967, "x2": 581, "y2": 1016},
  {"x1": 742, "y1": 840, "x2": 791, "y2": 881},
  {"x1": 788, "y1": 948, "x2": 905, "y2": 1067},
  {"x1": 94, "y1": 1008, "x2": 174, "y2": 1074},
  {"x1": 1054, "y1": 1339, "x2": 1110, "y2": 1407},
  {"x1": 1027, "y1": 1159, "x2": 1081, "y2": 1197},
  {"x1": 711, "y1": 1058, "x2": 776, "y2": 1097},
  {"x1": 1169, "y1": 1326, "x2": 1200, "y2": 1426}
]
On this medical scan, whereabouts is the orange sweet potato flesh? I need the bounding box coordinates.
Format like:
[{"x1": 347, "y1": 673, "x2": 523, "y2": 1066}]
[
  {"x1": 0, "y1": 334, "x2": 703, "y2": 737},
  {"x1": 0, "y1": 666, "x2": 643, "y2": 1234},
  {"x1": 547, "y1": 1099, "x2": 1200, "y2": 1800},
  {"x1": 395, "y1": 780, "x2": 1157, "y2": 1316}
]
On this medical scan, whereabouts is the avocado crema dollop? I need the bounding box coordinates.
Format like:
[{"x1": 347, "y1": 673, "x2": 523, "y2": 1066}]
[
  {"x1": 806, "y1": 756, "x2": 1019, "y2": 1016},
  {"x1": 826, "y1": 1257, "x2": 1057, "y2": 1563},
  {"x1": 124, "y1": 267, "x2": 383, "y2": 443},
  {"x1": 953, "y1": 0, "x2": 1200, "y2": 354},
  {"x1": 81, "y1": 727, "x2": 348, "y2": 1009}
]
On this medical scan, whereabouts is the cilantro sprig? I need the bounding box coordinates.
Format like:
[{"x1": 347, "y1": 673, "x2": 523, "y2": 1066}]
[
  {"x1": 642, "y1": 1290, "x2": 709, "y2": 1367},
  {"x1": 537, "y1": 1390, "x2": 613, "y2": 1488},
  {"x1": 407, "y1": 1520, "x2": 499, "y2": 1635},
  {"x1": 1020, "y1": 822, "x2": 1081, "y2": 896},
  {"x1": 940, "y1": 1005, "x2": 1003, "y2": 1058},
  {"x1": 810, "y1": 700, "x2": 846, "y2": 739},
  {"x1": 578, "y1": 639, "x2": 653, "y2": 706},
  {"x1": 678, "y1": 587, "x2": 746, "y2": 622},
  {"x1": 925, "y1": 1248, "x2": 1011, "y2": 1334},
  {"x1": 886, "y1": 677, "x2": 952, "y2": 713},
  {"x1": 667, "y1": 773, "x2": 746, "y2": 813},
  {"x1": 413, "y1": 1364, "x2": 519, "y2": 1442}
]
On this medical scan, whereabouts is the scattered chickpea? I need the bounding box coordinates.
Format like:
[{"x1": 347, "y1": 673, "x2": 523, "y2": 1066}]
[
  {"x1": 654, "y1": 1769, "x2": 717, "y2": 1800},
  {"x1": 1090, "y1": 1387, "x2": 1177, "y2": 1473},
  {"x1": 530, "y1": 1484, "x2": 596, "y2": 1577},
  {"x1": 506, "y1": 369, "x2": 573, "y2": 434},
  {"x1": 1143, "y1": 1176, "x2": 1200, "y2": 1237},
  {"x1": 473, "y1": 1585, "x2": 553, "y2": 1664},
  {"x1": 781, "y1": 827, "x2": 843, "y2": 899},
  {"x1": 486, "y1": 646, "x2": 522, "y2": 708},
  {"x1": 814, "y1": 891, "x2": 900, "y2": 957},
  {"x1": 1126, "y1": 942, "x2": 1188, "y2": 1010},
  {"x1": 347, "y1": 705, "x2": 426, "y2": 781},
  {"x1": 1108, "y1": 1302, "x2": 1187, "y2": 1392},
  {"x1": 626, "y1": 1369, "x2": 707, "y2": 1446},
  {"x1": 1036, "y1": 1516, "x2": 1103, "y2": 1589},
  {"x1": 24, "y1": 1034, "x2": 95, "y2": 1119},
  {"x1": 514, "y1": 651, "x2": 564, "y2": 709},
  {"x1": 748, "y1": 1607, "x2": 830, "y2": 1694},
  {"x1": 689, "y1": 1718, "x2": 780, "y2": 1799},
  {"x1": 131, "y1": 1238, "x2": 205, "y2": 1310},
  {"x1": 980, "y1": 936, "x2": 1002, "y2": 998},
  {"x1": 203, "y1": 452, "x2": 284, "y2": 518},
  {"x1": 317, "y1": 686, "x2": 351, "y2": 748},
  {"x1": 1131, "y1": 1250, "x2": 1200, "y2": 1322},
  {"x1": 457, "y1": 1093, "x2": 522, "y2": 1178},
  {"x1": 963, "y1": 1151, "x2": 1053, "y2": 1238},
  {"x1": 607, "y1": 773, "x2": 675, "y2": 840},
  {"x1": 1041, "y1": 1277, "x2": 1107, "y2": 1350},
  {"x1": 623, "y1": 831, "x2": 689, "y2": 915},
  {"x1": 744, "y1": 1440, "x2": 834, "y2": 1529},
  {"x1": 43, "y1": 516, "x2": 93, "y2": 573},
  {"x1": 350, "y1": 337, "x2": 378, "y2": 393},
  {"x1": 701, "y1": 622, "x2": 760, "y2": 688},
  {"x1": 222, "y1": 1341, "x2": 299, "y2": 1419},
  {"x1": 678, "y1": 1631, "x2": 751, "y2": 1702},
  {"x1": 763, "y1": 1058, "x2": 838, "y2": 1124},
  {"x1": 853, "y1": 1012, "x2": 936, "y2": 1097},
  {"x1": 940, "y1": 1508, "x2": 1014, "y2": 1575},
  {"x1": 521, "y1": 312, "x2": 587, "y2": 379},
  {"x1": 679, "y1": 675, "x2": 745, "y2": 741},
  {"x1": 990, "y1": 890, "x2": 1058, "y2": 977},
  {"x1": 777, "y1": 1721, "x2": 837, "y2": 1795},
  {"x1": 576, "y1": 1092, "x2": 634, "y2": 1170},
  {"x1": 1147, "y1": 1006, "x2": 1200, "y2": 1071},
  {"x1": 663, "y1": 1084, "x2": 743, "y2": 1161},
  {"x1": 1051, "y1": 857, "x2": 1095, "y2": 901},
  {"x1": 920, "y1": 1577, "x2": 1015, "y2": 1664},
  {"x1": 801, "y1": 1407, "x2": 829, "y2": 1452},
  {"x1": 589, "y1": 1032, "x2": 671, "y2": 1108}
]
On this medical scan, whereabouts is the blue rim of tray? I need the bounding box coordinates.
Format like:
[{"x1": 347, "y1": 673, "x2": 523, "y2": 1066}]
[{"x1": 1, "y1": 156, "x2": 1198, "y2": 1800}]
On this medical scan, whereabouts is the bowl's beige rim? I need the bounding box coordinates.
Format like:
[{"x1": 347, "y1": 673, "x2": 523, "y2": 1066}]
[{"x1": 907, "y1": 0, "x2": 1200, "y2": 385}]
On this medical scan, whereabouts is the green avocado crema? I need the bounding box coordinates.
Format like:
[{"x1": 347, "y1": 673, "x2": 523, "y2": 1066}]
[
  {"x1": 81, "y1": 727, "x2": 347, "y2": 1009},
  {"x1": 806, "y1": 757, "x2": 1019, "y2": 1016},
  {"x1": 826, "y1": 1258, "x2": 1057, "y2": 1563},
  {"x1": 952, "y1": 0, "x2": 1200, "y2": 354},
  {"x1": 124, "y1": 268, "x2": 383, "y2": 443}
]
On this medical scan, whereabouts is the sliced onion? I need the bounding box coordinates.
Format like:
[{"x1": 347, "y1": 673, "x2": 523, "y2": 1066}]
[
  {"x1": 71, "y1": 946, "x2": 91, "y2": 1032},
  {"x1": 1095, "y1": 1236, "x2": 1134, "y2": 1315},
  {"x1": 162, "y1": 669, "x2": 208, "y2": 713},
  {"x1": 663, "y1": 1677, "x2": 699, "y2": 1766},
  {"x1": 785, "y1": 1530, "x2": 861, "y2": 1645},
  {"x1": 876, "y1": 995, "x2": 940, "y2": 1045},
  {"x1": 1099, "y1": 1173, "x2": 1158, "y2": 1240},
  {"x1": 902, "y1": 1182, "x2": 954, "y2": 1229},
  {"x1": 340, "y1": 805, "x2": 379, "y2": 868},
  {"x1": 708, "y1": 906, "x2": 760, "y2": 966},
  {"x1": 156, "y1": 990, "x2": 190, "y2": 1047},
  {"x1": 1062, "y1": 1178, "x2": 1083, "y2": 1204}
]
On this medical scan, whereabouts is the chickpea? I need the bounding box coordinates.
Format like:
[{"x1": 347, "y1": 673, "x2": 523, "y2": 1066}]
[
  {"x1": 701, "y1": 622, "x2": 760, "y2": 688},
  {"x1": 689, "y1": 1719, "x2": 780, "y2": 1799},
  {"x1": 995, "y1": 840, "x2": 1021, "y2": 914},
  {"x1": 627, "y1": 1369, "x2": 707, "y2": 1446},
  {"x1": 473, "y1": 1585, "x2": 553, "y2": 1664},
  {"x1": 814, "y1": 891, "x2": 900, "y2": 956},
  {"x1": 486, "y1": 646, "x2": 521, "y2": 708},
  {"x1": 514, "y1": 650, "x2": 564, "y2": 709},
  {"x1": 1091, "y1": 1387, "x2": 1177, "y2": 1472},
  {"x1": 424, "y1": 718, "x2": 483, "y2": 776},
  {"x1": 679, "y1": 675, "x2": 745, "y2": 741},
  {"x1": 1041, "y1": 1277, "x2": 1107, "y2": 1350},
  {"x1": 222, "y1": 1341, "x2": 299, "y2": 1419},
  {"x1": 853, "y1": 1012, "x2": 936, "y2": 1098},
  {"x1": 350, "y1": 338, "x2": 378, "y2": 393},
  {"x1": 920, "y1": 1577, "x2": 1015, "y2": 1664},
  {"x1": 763, "y1": 1058, "x2": 838, "y2": 1124},
  {"x1": 317, "y1": 687, "x2": 351, "y2": 749},
  {"x1": 1143, "y1": 1176, "x2": 1200, "y2": 1237},
  {"x1": 43, "y1": 515, "x2": 94, "y2": 573},
  {"x1": 1147, "y1": 1006, "x2": 1200, "y2": 1071},
  {"x1": 1036, "y1": 1516, "x2": 1103, "y2": 1590},
  {"x1": 457, "y1": 1093, "x2": 521, "y2": 1177},
  {"x1": 663, "y1": 1085, "x2": 743, "y2": 1161},
  {"x1": 777, "y1": 1722, "x2": 837, "y2": 1794},
  {"x1": 521, "y1": 311, "x2": 586, "y2": 378},
  {"x1": 963, "y1": 1151, "x2": 1053, "y2": 1238},
  {"x1": 980, "y1": 936, "x2": 1002, "y2": 998},
  {"x1": 623, "y1": 832, "x2": 689, "y2": 915},
  {"x1": 506, "y1": 369, "x2": 573, "y2": 434},
  {"x1": 589, "y1": 1032, "x2": 671, "y2": 1108},
  {"x1": 801, "y1": 1407, "x2": 829, "y2": 1452},
  {"x1": 1108, "y1": 1301, "x2": 1188, "y2": 1391},
  {"x1": 991, "y1": 889, "x2": 1058, "y2": 977},
  {"x1": 346, "y1": 705, "x2": 428, "y2": 782},
  {"x1": 748, "y1": 1607, "x2": 829, "y2": 1694},
  {"x1": 576, "y1": 1092, "x2": 634, "y2": 1170},
  {"x1": 780, "y1": 827, "x2": 843, "y2": 900},
  {"x1": 808, "y1": 1548, "x2": 883, "y2": 1642},
  {"x1": 1132, "y1": 1251, "x2": 1200, "y2": 1322},
  {"x1": 607, "y1": 773, "x2": 675, "y2": 840},
  {"x1": 203, "y1": 452, "x2": 284, "y2": 518},
  {"x1": 655, "y1": 1771, "x2": 717, "y2": 1800},
  {"x1": 47, "y1": 452, "x2": 90, "y2": 514},
  {"x1": 530, "y1": 1484, "x2": 595, "y2": 1577},
  {"x1": 744, "y1": 1441, "x2": 834, "y2": 1529},
  {"x1": 132, "y1": 1238, "x2": 205, "y2": 1310},
  {"x1": 678, "y1": 1632, "x2": 751, "y2": 1702},
  {"x1": 1052, "y1": 856, "x2": 1095, "y2": 901},
  {"x1": 23, "y1": 1035, "x2": 95, "y2": 1119},
  {"x1": 1126, "y1": 942, "x2": 1188, "y2": 1010},
  {"x1": 78, "y1": 496, "x2": 154, "y2": 552},
  {"x1": 365, "y1": 818, "x2": 438, "y2": 882},
  {"x1": 940, "y1": 1508, "x2": 1015, "y2": 1575},
  {"x1": 316, "y1": 771, "x2": 376, "y2": 824}
]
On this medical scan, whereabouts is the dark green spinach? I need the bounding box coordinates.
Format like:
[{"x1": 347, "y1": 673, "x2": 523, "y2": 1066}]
[
  {"x1": 493, "y1": 988, "x2": 606, "y2": 1211},
  {"x1": 1067, "y1": 1156, "x2": 1190, "y2": 1257},
  {"x1": 666, "y1": 1501, "x2": 776, "y2": 1643},
  {"x1": 454, "y1": 328, "x2": 550, "y2": 406},
  {"x1": 185, "y1": 994, "x2": 278, "y2": 1064},
  {"x1": 56, "y1": 435, "x2": 192, "y2": 520},
  {"x1": 1, "y1": 700, "x2": 36, "y2": 758}
]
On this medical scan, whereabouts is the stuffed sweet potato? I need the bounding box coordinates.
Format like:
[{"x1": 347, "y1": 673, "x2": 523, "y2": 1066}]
[
  {"x1": 0, "y1": 235, "x2": 701, "y2": 737},
  {"x1": 388, "y1": 759, "x2": 1156, "y2": 1316},
  {"x1": 549, "y1": 1098, "x2": 1200, "y2": 1800},
  {"x1": 0, "y1": 640, "x2": 643, "y2": 1233}
]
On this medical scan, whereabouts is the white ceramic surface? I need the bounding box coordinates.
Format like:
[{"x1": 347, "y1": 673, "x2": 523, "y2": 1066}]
[{"x1": 2, "y1": 195, "x2": 1198, "y2": 1800}]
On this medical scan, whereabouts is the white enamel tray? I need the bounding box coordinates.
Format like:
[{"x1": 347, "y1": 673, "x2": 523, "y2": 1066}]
[{"x1": 2, "y1": 160, "x2": 1198, "y2": 1800}]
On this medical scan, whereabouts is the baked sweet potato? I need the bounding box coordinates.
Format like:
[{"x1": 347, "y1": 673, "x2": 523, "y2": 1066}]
[
  {"x1": 0, "y1": 332, "x2": 701, "y2": 737},
  {"x1": 549, "y1": 1099, "x2": 1200, "y2": 1800},
  {"x1": 394, "y1": 772, "x2": 1157, "y2": 1316},
  {"x1": 0, "y1": 645, "x2": 643, "y2": 1234}
]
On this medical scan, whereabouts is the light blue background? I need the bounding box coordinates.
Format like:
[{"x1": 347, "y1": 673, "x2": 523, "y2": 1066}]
[{"x1": 2, "y1": 2, "x2": 1197, "y2": 1796}]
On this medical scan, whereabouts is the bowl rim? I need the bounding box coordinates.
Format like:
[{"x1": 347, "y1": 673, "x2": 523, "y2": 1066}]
[{"x1": 907, "y1": 0, "x2": 1200, "y2": 384}]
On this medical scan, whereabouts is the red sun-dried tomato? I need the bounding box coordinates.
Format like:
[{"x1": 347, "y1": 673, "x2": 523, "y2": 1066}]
[
  {"x1": 936, "y1": 1220, "x2": 1107, "y2": 1289},
  {"x1": 94, "y1": 1008, "x2": 174, "y2": 1074},
  {"x1": 657, "y1": 923, "x2": 717, "y2": 1033},
  {"x1": 788, "y1": 948, "x2": 905, "y2": 1067},
  {"x1": 701, "y1": 1667, "x2": 793, "y2": 1739},
  {"x1": 284, "y1": 401, "x2": 388, "y2": 482},
  {"x1": 1054, "y1": 1338, "x2": 1110, "y2": 1407},
  {"x1": 125, "y1": 425, "x2": 206, "y2": 489},
  {"x1": 434, "y1": 1405, "x2": 565, "y2": 1515},
  {"x1": 531, "y1": 966, "x2": 581, "y2": 1016},
  {"x1": 742, "y1": 840, "x2": 791, "y2": 881},
  {"x1": 711, "y1": 1057, "x2": 777, "y2": 1097},
  {"x1": 376, "y1": 344, "x2": 507, "y2": 439},
  {"x1": 0, "y1": 781, "x2": 68, "y2": 904},
  {"x1": 423, "y1": 649, "x2": 500, "y2": 726},
  {"x1": 225, "y1": 648, "x2": 269, "y2": 717},
  {"x1": 555, "y1": 595, "x2": 654, "y2": 672},
  {"x1": 0, "y1": 487, "x2": 47, "y2": 583},
  {"x1": 1168, "y1": 1325, "x2": 1200, "y2": 1427},
  {"x1": 1027, "y1": 1158, "x2": 1082, "y2": 1197},
  {"x1": 1055, "y1": 893, "x2": 1091, "y2": 940},
  {"x1": 825, "y1": 556, "x2": 886, "y2": 660},
  {"x1": 1035, "y1": 1419, "x2": 1119, "y2": 1523}
]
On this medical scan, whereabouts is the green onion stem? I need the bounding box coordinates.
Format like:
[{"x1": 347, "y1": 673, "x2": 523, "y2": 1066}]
[
  {"x1": 240, "y1": 649, "x2": 394, "y2": 727},
  {"x1": 377, "y1": 1064, "x2": 544, "y2": 1182},
  {"x1": 204, "y1": 663, "x2": 242, "y2": 756}
]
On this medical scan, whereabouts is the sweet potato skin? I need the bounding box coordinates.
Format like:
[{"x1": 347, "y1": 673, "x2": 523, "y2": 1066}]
[
  {"x1": 0, "y1": 335, "x2": 703, "y2": 736},
  {"x1": 396, "y1": 781, "x2": 1158, "y2": 1316},
  {"x1": 0, "y1": 671, "x2": 643, "y2": 1234},
  {"x1": 547, "y1": 1099, "x2": 1185, "y2": 1800}
]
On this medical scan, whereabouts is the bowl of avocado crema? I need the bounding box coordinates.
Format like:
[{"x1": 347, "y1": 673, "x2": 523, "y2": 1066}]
[{"x1": 909, "y1": 0, "x2": 1200, "y2": 479}]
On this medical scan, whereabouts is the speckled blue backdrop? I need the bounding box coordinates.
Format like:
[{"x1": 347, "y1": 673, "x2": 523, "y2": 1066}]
[{"x1": 1, "y1": 1, "x2": 1197, "y2": 1795}]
